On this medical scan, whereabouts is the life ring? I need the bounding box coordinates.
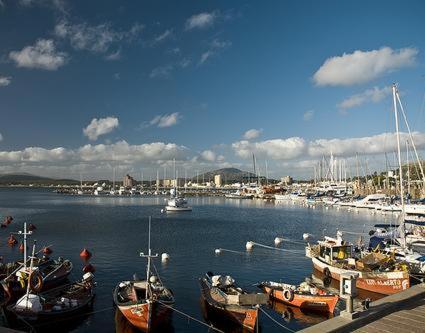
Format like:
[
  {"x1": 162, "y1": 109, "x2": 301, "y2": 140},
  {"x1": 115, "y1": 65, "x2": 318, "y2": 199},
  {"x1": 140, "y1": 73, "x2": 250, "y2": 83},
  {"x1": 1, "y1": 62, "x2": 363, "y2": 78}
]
[
  {"x1": 29, "y1": 271, "x2": 43, "y2": 292},
  {"x1": 283, "y1": 289, "x2": 294, "y2": 302}
]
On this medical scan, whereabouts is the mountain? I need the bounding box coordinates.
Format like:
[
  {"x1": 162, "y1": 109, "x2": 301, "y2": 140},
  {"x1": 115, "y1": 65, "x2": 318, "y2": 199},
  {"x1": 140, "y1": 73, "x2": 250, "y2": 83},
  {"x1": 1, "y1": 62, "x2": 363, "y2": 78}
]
[{"x1": 192, "y1": 168, "x2": 257, "y2": 183}]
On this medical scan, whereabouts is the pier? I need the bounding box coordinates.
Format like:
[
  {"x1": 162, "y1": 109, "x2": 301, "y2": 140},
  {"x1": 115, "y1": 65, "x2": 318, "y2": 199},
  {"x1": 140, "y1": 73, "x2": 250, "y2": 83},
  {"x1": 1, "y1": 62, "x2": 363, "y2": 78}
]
[{"x1": 299, "y1": 283, "x2": 425, "y2": 333}]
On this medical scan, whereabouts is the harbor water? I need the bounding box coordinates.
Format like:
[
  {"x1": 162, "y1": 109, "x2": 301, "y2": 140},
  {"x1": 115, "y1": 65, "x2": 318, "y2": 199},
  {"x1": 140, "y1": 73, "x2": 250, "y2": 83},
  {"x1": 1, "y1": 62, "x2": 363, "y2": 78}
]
[{"x1": 0, "y1": 188, "x2": 397, "y2": 332}]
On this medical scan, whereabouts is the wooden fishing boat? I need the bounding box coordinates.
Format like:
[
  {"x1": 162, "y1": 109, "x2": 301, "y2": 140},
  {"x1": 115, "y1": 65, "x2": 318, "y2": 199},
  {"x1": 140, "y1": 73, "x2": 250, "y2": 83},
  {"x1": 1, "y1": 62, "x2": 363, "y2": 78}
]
[
  {"x1": 258, "y1": 281, "x2": 339, "y2": 313},
  {"x1": 8, "y1": 272, "x2": 95, "y2": 322},
  {"x1": 113, "y1": 217, "x2": 175, "y2": 332},
  {"x1": 306, "y1": 233, "x2": 410, "y2": 295},
  {"x1": 199, "y1": 271, "x2": 268, "y2": 332}
]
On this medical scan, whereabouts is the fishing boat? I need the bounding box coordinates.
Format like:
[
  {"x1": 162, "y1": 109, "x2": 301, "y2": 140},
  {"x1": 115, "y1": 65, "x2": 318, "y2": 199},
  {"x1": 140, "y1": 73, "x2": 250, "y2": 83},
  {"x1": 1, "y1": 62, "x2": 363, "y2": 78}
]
[
  {"x1": 305, "y1": 233, "x2": 410, "y2": 295},
  {"x1": 1, "y1": 224, "x2": 73, "y2": 302},
  {"x1": 113, "y1": 217, "x2": 175, "y2": 332},
  {"x1": 8, "y1": 272, "x2": 95, "y2": 322},
  {"x1": 258, "y1": 281, "x2": 339, "y2": 313},
  {"x1": 7, "y1": 240, "x2": 94, "y2": 323},
  {"x1": 199, "y1": 271, "x2": 268, "y2": 331}
]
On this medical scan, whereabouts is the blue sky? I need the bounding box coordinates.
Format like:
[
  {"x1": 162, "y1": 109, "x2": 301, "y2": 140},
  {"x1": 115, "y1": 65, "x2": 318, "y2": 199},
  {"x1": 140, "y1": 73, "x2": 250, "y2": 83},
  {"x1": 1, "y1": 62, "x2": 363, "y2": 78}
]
[{"x1": 1, "y1": 0, "x2": 425, "y2": 180}]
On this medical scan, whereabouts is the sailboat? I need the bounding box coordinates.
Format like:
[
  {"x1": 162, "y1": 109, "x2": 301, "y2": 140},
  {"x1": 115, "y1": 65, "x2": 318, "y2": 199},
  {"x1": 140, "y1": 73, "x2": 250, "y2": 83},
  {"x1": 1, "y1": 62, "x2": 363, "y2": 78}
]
[
  {"x1": 165, "y1": 161, "x2": 192, "y2": 212},
  {"x1": 113, "y1": 217, "x2": 175, "y2": 332}
]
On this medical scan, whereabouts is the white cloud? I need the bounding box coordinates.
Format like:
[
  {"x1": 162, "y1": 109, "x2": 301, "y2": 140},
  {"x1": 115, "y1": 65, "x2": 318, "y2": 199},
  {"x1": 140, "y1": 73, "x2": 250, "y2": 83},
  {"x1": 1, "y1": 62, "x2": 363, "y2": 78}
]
[
  {"x1": 338, "y1": 86, "x2": 392, "y2": 110},
  {"x1": 179, "y1": 58, "x2": 191, "y2": 68},
  {"x1": 243, "y1": 129, "x2": 262, "y2": 140},
  {"x1": 232, "y1": 132, "x2": 425, "y2": 161},
  {"x1": 105, "y1": 49, "x2": 121, "y2": 61},
  {"x1": 313, "y1": 47, "x2": 418, "y2": 86},
  {"x1": 54, "y1": 20, "x2": 144, "y2": 54},
  {"x1": 185, "y1": 12, "x2": 217, "y2": 30},
  {"x1": 149, "y1": 113, "x2": 180, "y2": 128},
  {"x1": 232, "y1": 138, "x2": 307, "y2": 160},
  {"x1": 199, "y1": 38, "x2": 232, "y2": 64},
  {"x1": 200, "y1": 150, "x2": 216, "y2": 162},
  {"x1": 0, "y1": 75, "x2": 11, "y2": 86},
  {"x1": 149, "y1": 65, "x2": 173, "y2": 79},
  {"x1": 303, "y1": 110, "x2": 314, "y2": 121},
  {"x1": 154, "y1": 29, "x2": 173, "y2": 43},
  {"x1": 83, "y1": 117, "x2": 119, "y2": 141},
  {"x1": 9, "y1": 39, "x2": 67, "y2": 70}
]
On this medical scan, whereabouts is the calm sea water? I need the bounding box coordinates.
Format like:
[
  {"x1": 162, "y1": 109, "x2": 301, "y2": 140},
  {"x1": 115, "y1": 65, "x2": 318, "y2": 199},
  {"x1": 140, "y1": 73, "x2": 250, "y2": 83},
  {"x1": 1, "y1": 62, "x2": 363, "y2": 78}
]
[{"x1": 0, "y1": 188, "x2": 396, "y2": 333}]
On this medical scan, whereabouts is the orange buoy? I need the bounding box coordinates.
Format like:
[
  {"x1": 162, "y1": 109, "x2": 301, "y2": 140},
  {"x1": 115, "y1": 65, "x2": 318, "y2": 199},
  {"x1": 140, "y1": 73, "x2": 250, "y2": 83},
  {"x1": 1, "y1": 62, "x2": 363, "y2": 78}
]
[
  {"x1": 83, "y1": 263, "x2": 96, "y2": 273},
  {"x1": 7, "y1": 235, "x2": 17, "y2": 246},
  {"x1": 19, "y1": 243, "x2": 25, "y2": 253},
  {"x1": 80, "y1": 248, "x2": 92, "y2": 260},
  {"x1": 28, "y1": 224, "x2": 36, "y2": 231},
  {"x1": 43, "y1": 247, "x2": 53, "y2": 255}
]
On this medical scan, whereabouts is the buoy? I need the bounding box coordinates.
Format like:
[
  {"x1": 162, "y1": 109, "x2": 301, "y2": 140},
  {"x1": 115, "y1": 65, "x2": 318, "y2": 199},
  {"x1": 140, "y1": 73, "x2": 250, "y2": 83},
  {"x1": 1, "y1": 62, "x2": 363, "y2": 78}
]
[
  {"x1": 28, "y1": 224, "x2": 36, "y2": 231},
  {"x1": 80, "y1": 248, "x2": 92, "y2": 260},
  {"x1": 7, "y1": 235, "x2": 17, "y2": 246},
  {"x1": 19, "y1": 243, "x2": 25, "y2": 252},
  {"x1": 303, "y1": 233, "x2": 310, "y2": 240},
  {"x1": 246, "y1": 241, "x2": 254, "y2": 251},
  {"x1": 161, "y1": 253, "x2": 170, "y2": 262},
  {"x1": 43, "y1": 247, "x2": 53, "y2": 255},
  {"x1": 325, "y1": 206, "x2": 329, "y2": 210},
  {"x1": 215, "y1": 248, "x2": 221, "y2": 254},
  {"x1": 274, "y1": 237, "x2": 283, "y2": 246},
  {"x1": 82, "y1": 263, "x2": 96, "y2": 273},
  {"x1": 161, "y1": 209, "x2": 164, "y2": 213}
]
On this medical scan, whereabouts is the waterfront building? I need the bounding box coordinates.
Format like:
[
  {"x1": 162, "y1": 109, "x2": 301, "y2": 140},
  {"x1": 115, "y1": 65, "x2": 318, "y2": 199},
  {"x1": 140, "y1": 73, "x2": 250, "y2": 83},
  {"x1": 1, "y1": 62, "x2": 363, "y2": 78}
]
[
  {"x1": 214, "y1": 174, "x2": 222, "y2": 187},
  {"x1": 281, "y1": 176, "x2": 293, "y2": 185},
  {"x1": 123, "y1": 174, "x2": 135, "y2": 188}
]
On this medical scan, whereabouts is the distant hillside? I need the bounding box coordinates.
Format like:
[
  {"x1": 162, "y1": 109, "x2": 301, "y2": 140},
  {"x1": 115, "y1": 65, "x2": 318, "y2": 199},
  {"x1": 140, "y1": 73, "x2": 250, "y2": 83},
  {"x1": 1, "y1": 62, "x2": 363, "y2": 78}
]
[
  {"x1": 192, "y1": 168, "x2": 257, "y2": 183},
  {"x1": 0, "y1": 173, "x2": 78, "y2": 185}
]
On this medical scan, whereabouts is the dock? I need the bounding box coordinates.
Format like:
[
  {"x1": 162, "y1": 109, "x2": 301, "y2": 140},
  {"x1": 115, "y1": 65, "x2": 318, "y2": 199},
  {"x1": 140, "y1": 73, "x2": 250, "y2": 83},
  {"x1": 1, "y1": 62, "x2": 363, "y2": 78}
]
[{"x1": 299, "y1": 283, "x2": 425, "y2": 333}]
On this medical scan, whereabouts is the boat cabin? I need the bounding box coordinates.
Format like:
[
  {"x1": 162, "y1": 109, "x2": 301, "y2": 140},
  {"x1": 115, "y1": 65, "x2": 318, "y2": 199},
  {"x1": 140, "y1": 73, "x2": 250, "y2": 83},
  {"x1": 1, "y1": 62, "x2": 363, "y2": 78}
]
[{"x1": 317, "y1": 236, "x2": 354, "y2": 265}]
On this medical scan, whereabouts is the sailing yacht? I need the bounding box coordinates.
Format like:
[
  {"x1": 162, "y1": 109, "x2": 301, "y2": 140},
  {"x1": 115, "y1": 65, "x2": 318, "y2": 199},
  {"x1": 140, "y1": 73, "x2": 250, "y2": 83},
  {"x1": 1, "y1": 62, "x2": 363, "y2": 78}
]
[
  {"x1": 113, "y1": 217, "x2": 174, "y2": 332},
  {"x1": 164, "y1": 162, "x2": 192, "y2": 212}
]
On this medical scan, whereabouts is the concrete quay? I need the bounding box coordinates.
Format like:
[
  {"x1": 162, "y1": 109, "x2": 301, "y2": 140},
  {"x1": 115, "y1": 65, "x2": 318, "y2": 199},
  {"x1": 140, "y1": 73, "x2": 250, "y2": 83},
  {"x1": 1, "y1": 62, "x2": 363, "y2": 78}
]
[{"x1": 298, "y1": 283, "x2": 425, "y2": 333}]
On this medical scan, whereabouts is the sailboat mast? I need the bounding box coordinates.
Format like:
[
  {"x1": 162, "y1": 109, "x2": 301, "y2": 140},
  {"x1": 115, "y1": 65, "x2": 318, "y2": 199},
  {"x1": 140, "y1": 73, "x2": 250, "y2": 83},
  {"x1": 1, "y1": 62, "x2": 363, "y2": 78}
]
[
  {"x1": 407, "y1": 140, "x2": 411, "y2": 198},
  {"x1": 392, "y1": 84, "x2": 406, "y2": 245},
  {"x1": 146, "y1": 217, "x2": 152, "y2": 299}
]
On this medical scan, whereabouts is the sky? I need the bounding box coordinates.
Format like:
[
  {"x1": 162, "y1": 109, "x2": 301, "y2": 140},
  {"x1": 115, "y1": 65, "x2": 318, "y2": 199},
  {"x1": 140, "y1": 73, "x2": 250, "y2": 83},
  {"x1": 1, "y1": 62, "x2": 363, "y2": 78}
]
[{"x1": 1, "y1": 0, "x2": 425, "y2": 180}]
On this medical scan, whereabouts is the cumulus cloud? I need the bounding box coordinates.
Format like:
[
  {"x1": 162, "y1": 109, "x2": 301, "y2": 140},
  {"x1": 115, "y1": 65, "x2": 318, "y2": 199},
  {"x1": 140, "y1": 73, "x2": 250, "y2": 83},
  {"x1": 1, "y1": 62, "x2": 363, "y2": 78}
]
[
  {"x1": 313, "y1": 47, "x2": 418, "y2": 86},
  {"x1": 0, "y1": 76, "x2": 11, "y2": 86},
  {"x1": 303, "y1": 110, "x2": 314, "y2": 121},
  {"x1": 9, "y1": 39, "x2": 67, "y2": 70},
  {"x1": 0, "y1": 141, "x2": 188, "y2": 165},
  {"x1": 105, "y1": 49, "x2": 121, "y2": 61},
  {"x1": 149, "y1": 113, "x2": 180, "y2": 128},
  {"x1": 243, "y1": 129, "x2": 262, "y2": 140},
  {"x1": 338, "y1": 86, "x2": 392, "y2": 110},
  {"x1": 200, "y1": 150, "x2": 216, "y2": 162},
  {"x1": 83, "y1": 117, "x2": 119, "y2": 141},
  {"x1": 185, "y1": 11, "x2": 217, "y2": 30},
  {"x1": 54, "y1": 20, "x2": 143, "y2": 54},
  {"x1": 232, "y1": 132, "x2": 425, "y2": 161},
  {"x1": 200, "y1": 38, "x2": 232, "y2": 64}
]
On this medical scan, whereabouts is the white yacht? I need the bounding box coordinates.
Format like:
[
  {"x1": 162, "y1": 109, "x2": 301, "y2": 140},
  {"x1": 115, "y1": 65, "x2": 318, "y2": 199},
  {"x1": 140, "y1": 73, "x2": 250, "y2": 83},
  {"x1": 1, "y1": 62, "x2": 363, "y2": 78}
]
[{"x1": 165, "y1": 188, "x2": 192, "y2": 212}]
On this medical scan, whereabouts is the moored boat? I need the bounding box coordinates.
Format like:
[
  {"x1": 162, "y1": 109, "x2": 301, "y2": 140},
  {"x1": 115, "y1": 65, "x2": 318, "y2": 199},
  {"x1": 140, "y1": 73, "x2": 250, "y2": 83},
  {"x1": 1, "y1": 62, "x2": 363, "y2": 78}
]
[
  {"x1": 258, "y1": 281, "x2": 339, "y2": 313},
  {"x1": 306, "y1": 233, "x2": 410, "y2": 295},
  {"x1": 199, "y1": 271, "x2": 268, "y2": 331},
  {"x1": 113, "y1": 217, "x2": 175, "y2": 332},
  {"x1": 8, "y1": 272, "x2": 95, "y2": 322}
]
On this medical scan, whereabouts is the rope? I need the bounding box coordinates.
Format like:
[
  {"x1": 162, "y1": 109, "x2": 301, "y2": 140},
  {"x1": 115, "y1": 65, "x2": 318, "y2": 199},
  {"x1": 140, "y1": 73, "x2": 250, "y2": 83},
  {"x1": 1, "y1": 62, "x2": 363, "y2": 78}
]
[
  {"x1": 156, "y1": 300, "x2": 224, "y2": 333},
  {"x1": 249, "y1": 242, "x2": 304, "y2": 254},
  {"x1": 337, "y1": 230, "x2": 365, "y2": 236},
  {"x1": 216, "y1": 248, "x2": 246, "y2": 255},
  {"x1": 259, "y1": 306, "x2": 296, "y2": 332}
]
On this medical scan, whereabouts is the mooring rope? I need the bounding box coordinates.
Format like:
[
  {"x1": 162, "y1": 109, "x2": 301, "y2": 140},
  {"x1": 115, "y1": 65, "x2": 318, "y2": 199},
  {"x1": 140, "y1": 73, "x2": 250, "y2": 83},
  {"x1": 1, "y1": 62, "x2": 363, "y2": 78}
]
[
  {"x1": 259, "y1": 306, "x2": 296, "y2": 332},
  {"x1": 156, "y1": 300, "x2": 224, "y2": 333},
  {"x1": 249, "y1": 241, "x2": 304, "y2": 254}
]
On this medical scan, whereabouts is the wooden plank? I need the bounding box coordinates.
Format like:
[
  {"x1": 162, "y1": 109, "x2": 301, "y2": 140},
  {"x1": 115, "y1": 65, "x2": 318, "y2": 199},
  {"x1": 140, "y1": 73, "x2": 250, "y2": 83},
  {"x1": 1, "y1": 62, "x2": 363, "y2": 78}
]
[{"x1": 380, "y1": 315, "x2": 425, "y2": 332}]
